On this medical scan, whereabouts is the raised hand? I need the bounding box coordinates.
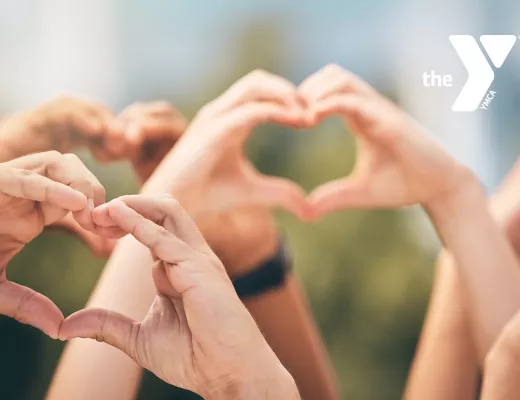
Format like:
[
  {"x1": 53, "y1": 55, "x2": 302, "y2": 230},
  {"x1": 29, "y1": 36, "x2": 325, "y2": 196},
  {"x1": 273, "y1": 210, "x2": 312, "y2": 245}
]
[
  {"x1": 59, "y1": 195, "x2": 299, "y2": 399},
  {"x1": 0, "y1": 151, "x2": 104, "y2": 338},
  {"x1": 0, "y1": 96, "x2": 126, "y2": 163},
  {"x1": 118, "y1": 101, "x2": 188, "y2": 183},
  {"x1": 144, "y1": 70, "x2": 311, "y2": 221},
  {"x1": 301, "y1": 65, "x2": 472, "y2": 217}
]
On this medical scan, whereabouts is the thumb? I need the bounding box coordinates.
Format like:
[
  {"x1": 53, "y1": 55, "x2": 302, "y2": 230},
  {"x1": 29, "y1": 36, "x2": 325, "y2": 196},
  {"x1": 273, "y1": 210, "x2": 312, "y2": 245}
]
[
  {"x1": 308, "y1": 177, "x2": 369, "y2": 218},
  {"x1": 60, "y1": 308, "x2": 139, "y2": 358},
  {"x1": 0, "y1": 281, "x2": 64, "y2": 339},
  {"x1": 249, "y1": 175, "x2": 311, "y2": 220}
]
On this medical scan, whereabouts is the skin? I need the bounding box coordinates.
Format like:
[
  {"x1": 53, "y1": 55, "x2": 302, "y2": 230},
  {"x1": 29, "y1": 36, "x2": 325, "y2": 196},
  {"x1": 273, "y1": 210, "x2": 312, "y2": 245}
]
[
  {"x1": 59, "y1": 195, "x2": 301, "y2": 400},
  {"x1": 0, "y1": 96, "x2": 126, "y2": 162},
  {"x1": 48, "y1": 72, "x2": 338, "y2": 400},
  {"x1": 0, "y1": 98, "x2": 188, "y2": 257},
  {"x1": 0, "y1": 151, "x2": 103, "y2": 338},
  {"x1": 404, "y1": 159, "x2": 520, "y2": 400},
  {"x1": 301, "y1": 64, "x2": 520, "y2": 362},
  {"x1": 481, "y1": 307, "x2": 520, "y2": 400}
]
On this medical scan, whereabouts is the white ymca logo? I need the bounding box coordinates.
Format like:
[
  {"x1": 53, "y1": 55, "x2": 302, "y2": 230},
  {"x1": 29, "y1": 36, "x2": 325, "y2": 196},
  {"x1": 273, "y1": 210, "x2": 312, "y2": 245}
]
[
  {"x1": 422, "y1": 35, "x2": 517, "y2": 112},
  {"x1": 450, "y1": 35, "x2": 516, "y2": 111}
]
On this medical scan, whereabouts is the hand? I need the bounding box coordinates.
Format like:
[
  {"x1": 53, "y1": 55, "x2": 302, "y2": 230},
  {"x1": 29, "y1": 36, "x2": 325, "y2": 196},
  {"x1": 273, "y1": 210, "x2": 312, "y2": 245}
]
[
  {"x1": 118, "y1": 101, "x2": 188, "y2": 183},
  {"x1": 144, "y1": 70, "x2": 311, "y2": 221},
  {"x1": 301, "y1": 65, "x2": 472, "y2": 217},
  {"x1": 0, "y1": 151, "x2": 104, "y2": 338},
  {"x1": 59, "y1": 195, "x2": 299, "y2": 399},
  {"x1": 0, "y1": 96, "x2": 126, "y2": 163}
]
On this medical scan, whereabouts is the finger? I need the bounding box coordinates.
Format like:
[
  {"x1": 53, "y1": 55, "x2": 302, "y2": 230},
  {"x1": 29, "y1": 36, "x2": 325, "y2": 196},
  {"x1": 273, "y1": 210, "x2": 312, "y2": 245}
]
[
  {"x1": 221, "y1": 102, "x2": 307, "y2": 144},
  {"x1": 106, "y1": 199, "x2": 195, "y2": 263},
  {"x1": 248, "y1": 175, "x2": 311, "y2": 220},
  {"x1": 152, "y1": 262, "x2": 180, "y2": 297},
  {"x1": 126, "y1": 117, "x2": 186, "y2": 146},
  {"x1": 6, "y1": 151, "x2": 105, "y2": 207},
  {"x1": 104, "y1": 118, "x2": 128, "y2": 159},
  {"x1": 307, "y1": 177, "x2": 370, "y2": 218},
  {"x1": 121, "y1": 195, "x2": 210, "y2": 252},
  {"x1": 59, "y1": 308, "x2": 139, "y2": 358},
  {"x1": 0, "y1": 280, "x2": 64, "y2": 339},
  {"x1": 299, "y1": 64, "x2": 376, "y2": 104},
  {"x1": 0, "y1": 167, "x2": 87, "y2": 211},
  {"x1": 312, "y1": 94, "x2": 388, "y2": 141},
  {"x1": 49, "y1": 153, "x2": 105, "y2": 232},
  {"x1": 215, "y1": 70, "x2": 302, "y2": 113}
]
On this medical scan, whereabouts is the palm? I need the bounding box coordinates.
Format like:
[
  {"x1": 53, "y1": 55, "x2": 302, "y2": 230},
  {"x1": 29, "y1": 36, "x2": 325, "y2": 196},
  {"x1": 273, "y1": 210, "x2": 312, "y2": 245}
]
[
  {"x1": 348, "y1": 131, "x2": 453, "y2": 207},
  {"x1": 133, "y1": 295, "x2": 195, "y2": 389},
  {"x1": 309, "y1": 95, "x2": 466, "y2": 215}
]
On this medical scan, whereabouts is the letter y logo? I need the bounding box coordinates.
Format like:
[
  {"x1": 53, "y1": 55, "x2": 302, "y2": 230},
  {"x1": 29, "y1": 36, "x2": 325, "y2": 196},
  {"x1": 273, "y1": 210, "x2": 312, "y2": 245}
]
[{"x1": 450, "y1": 35, "x2": 516, "y2": 111}]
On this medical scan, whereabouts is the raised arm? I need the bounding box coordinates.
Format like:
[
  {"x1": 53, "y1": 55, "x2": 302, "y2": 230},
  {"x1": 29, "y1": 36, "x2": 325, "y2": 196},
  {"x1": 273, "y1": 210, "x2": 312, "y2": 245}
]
[
  {"x1": 404, "y1": 252, "x2": 479, "y2": 400},
  {"x1": 59, "y1": 195, "x2": 301, "y2": 399},
  {"x1": 404, "y1": 159, "x2": 520, "y2": 400},
  {"x1": 49, "y1": 72, "x2": 338, "y2": 400},
  {"x1": 303, "y1": 65, "x2": 520, "y2": 364}
]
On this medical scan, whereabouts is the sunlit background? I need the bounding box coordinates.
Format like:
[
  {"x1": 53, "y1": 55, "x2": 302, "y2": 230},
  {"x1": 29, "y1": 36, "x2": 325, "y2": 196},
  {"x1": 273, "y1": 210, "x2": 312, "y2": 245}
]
[{"x1": 1, "y1": 1, "x2": 520, "y2": 399}]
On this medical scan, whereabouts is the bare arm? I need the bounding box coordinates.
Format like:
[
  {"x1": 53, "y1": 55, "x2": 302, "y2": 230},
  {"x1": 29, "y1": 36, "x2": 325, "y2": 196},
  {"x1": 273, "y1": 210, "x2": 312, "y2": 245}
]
[
  {"x1": 403, "y1": 253, "x2": 479, "y2": 400},
  {"x1": 47, "y1": 236, "x2": 155, "y2": 400},
  {"x1": 49, "y1": 76, "x2": 338, "y2": 400},
  {"x1": 481, "y1": 309, "x2": 520, "y2": 400},
  {"x1": 404, "y1": 160, "x2": 520, "y2": 400},
  {"x1": 426, "y1": 179, "x2": 520, "y2": 363}
]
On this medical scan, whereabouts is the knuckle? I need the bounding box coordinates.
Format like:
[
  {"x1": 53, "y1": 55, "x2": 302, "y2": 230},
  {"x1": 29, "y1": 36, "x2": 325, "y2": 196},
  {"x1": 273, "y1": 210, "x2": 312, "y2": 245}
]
[
  {"x1": 163, "y1": 197, "x2": 182, "y2": 213},
  {"x1": 324, "y1": 63, "x2": 343, "y2": 74},
  {"x1": 249, "y1": 69, "x2": 268, "y2": 79},
  {"x1": 196, "y1": 101, "x2": 216, "y2": 119},
  {"x1": 43, "y1": 150, "x2": 63, "y2": 162},
  {"x1": 153, "y1": 100, "x2": 173, "y2": 111},
  {"x1": 62, "y1": 153, "x2": 81, "y2": 164}
]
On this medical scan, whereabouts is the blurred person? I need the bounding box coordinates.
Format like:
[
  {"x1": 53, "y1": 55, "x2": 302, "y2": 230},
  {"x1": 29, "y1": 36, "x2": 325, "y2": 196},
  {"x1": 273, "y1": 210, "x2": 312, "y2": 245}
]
[
  {"x1": 0, "y1": 151, "x2": 104, "y2": 337},
  {"x1": 404, "y1": 159, "x2": 520, "y2": 400},
  {"x1": 48, "y1": 72, "x2": 340, "y2": 400}
]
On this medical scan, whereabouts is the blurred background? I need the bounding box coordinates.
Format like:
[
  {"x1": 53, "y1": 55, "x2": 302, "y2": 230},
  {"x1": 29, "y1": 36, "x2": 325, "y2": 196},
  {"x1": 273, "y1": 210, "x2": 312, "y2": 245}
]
[{"x1": 1, "y1": 0, "x2": 520, "y2": 399}]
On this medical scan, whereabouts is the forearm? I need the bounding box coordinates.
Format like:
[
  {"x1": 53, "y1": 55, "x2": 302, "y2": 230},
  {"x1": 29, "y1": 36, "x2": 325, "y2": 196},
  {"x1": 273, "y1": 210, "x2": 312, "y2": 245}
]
[
  {"x1": 47, "y1": 236, "x2": 157, "y2": 400},
  {"x1": 426, "y1": 178, "x2": 520, "y2": 362},
  {"x1": 481, "y1": 316, "x2": 520, "y2": 400},
  {"x1": 404, "y1": 252, "x2": 478, "y2": 400},
  {"x1": 244, "y1": 276, "x2": 339, "y2": 400}
]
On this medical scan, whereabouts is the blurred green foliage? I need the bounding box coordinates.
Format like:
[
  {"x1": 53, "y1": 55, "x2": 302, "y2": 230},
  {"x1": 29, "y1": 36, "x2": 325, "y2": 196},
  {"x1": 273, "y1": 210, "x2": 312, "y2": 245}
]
[{"x1": 0, "y1": 16, "x2": 436, "y2": 400}]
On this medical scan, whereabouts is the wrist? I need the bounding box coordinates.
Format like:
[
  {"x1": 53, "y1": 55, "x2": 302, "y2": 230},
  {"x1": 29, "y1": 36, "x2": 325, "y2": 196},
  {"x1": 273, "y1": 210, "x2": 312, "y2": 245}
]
[
  {"x1": 424, "y1": 173, "x2": 485, "y2": 223},
  {"x1": 204, "y1": 364, "x2": 300, "y2": 400}
]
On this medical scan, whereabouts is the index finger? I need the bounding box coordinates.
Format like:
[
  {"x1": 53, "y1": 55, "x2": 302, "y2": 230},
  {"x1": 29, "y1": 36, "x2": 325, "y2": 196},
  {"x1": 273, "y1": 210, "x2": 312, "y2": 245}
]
[
  {"x1": 0, "y1": 166, "x2": 87, "y2": 211},
  {"x1": 212, "y1": 70, "x2": 302, "y2": 113}
]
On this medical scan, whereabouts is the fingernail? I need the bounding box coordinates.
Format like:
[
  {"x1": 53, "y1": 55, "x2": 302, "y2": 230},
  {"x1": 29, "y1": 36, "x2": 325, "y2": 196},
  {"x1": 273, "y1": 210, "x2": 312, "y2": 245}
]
[{"x1": 88, "y1": 198, "x2": 95, "y2": 211}]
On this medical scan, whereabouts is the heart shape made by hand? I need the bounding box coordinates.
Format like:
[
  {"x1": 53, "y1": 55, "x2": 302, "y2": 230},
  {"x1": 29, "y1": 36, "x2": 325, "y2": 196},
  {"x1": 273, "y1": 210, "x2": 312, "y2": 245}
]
[{"x1": 54, "y1": 65, "x2": 470, "y2": 263}]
